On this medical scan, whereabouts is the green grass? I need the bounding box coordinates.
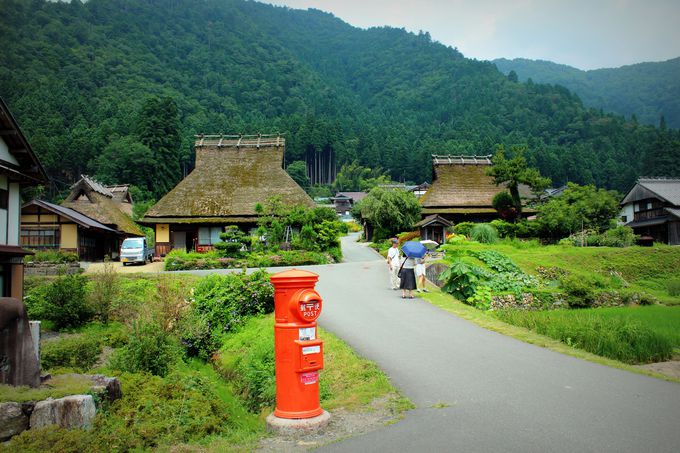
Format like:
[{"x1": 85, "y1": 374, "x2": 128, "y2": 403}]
[
  {"x1": 0, "y1": 374, "x2": 93, "y2": 403},
  {"x1": 445, "y1": 240, "x2": 680, "y2": 305},
  {"x1": 494, "y1": 307, "x2": 677, "y2": 364},
  {"x1": 215, "y1": 314, "x2": 412, "y2": 415},
  {"x1": 420, "y1": 286, "x2": 680, "y2": 383}
]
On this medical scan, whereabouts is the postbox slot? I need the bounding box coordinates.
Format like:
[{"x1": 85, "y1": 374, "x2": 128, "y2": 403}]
[{"x1": 294, "y1": 339, "x2": 324, "y2": 373}]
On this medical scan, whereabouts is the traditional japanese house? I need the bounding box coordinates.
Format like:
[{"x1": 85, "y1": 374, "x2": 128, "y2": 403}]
[
  {"x1": 141, "y1": 134, "x2": 314, "y2": 255},
  {"x1": 419, "y1": 155, "x2": 533, "y2": 224},
  {"x1": 414, "y1": 214, "x2": 452, "y2": 244},
  {"x1": 331, "y1": 192, "x2": 367, "y2": 216},
  {"x1": 0, "y1": 97, "x2": 48, "y2": 299},
  {"x1": 60, "y1": 175, "x2": 144, "y2": 239},
  {"x1": 21, "y1": 199, "x2": 123, "y2": 261},
  {"x1": 620, "y1": 178, "x2": 680, "y2": 245}
]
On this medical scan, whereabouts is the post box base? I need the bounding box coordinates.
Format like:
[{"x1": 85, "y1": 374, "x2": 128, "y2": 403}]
[{"x1": 266, "y1": 410, "x2": 331, "y2": 434}]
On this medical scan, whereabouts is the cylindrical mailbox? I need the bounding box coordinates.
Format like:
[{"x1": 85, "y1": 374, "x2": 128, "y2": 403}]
[{"x1": 270, "y1": 269, "x2": 325, "y2": 419}]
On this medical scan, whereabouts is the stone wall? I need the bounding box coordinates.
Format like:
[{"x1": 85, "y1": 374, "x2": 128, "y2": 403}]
[{"x1": 24, "y1": 262, "x2": 81, "y2": 276}]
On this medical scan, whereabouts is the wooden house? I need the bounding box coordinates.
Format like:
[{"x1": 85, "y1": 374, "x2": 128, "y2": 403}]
[
  {"x1": 60, "y1": 175, "x2": 142, "y2": 238},
  {"x1": 21, "y1": 200, "x2": 123, "y2": 261},
  {"x1": 419, "y1": 155, "x2": 533, "y2": 224},
  {"x1": 414, "y1": 214, "x2": 451, "y2": 244},
  {"x1": 620, "y1": 178, "x2": 680, "y2": 245},
  {"x1": 140, "y1": 134, "x2": 314, "y2": 255},
  {"x1": 0, "y1": 97, "x2": 48, "y2": 299},
  {"x1": 331, "y1": 192, "x2": 367, "y2": 216}
]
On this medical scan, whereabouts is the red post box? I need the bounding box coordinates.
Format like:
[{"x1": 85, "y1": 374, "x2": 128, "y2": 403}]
[{"x1": 270, "y1": 269, "x2": 325, "y2": 419}]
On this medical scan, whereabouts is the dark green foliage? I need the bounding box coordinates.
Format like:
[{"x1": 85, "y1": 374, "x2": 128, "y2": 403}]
[
  {"x1": 453, "y1": 222, "x2": 475, "y2": 237},
  {"x1": 559, "y1": 275, "x2": 603, "y2": 308},
  {"x1": 180, "y1": 270, "x2": 274, "y2": 359},
  {"x1": 2, "y1": 0, "x2": 677, "y2": 202},
  {"x1": 286, "y1": 160, "x2": 311, "y2": 191},
  {"x1": 439, "y1": 258, "x2": 490, "y2": 301},
  {"x1": 470, "y1": 250, "x2": 522, "y2": 273},
  {"x1": 109, "y1": 321, "x2": 181, "y2": 377},
  {"x1": 536, "y1": 183, "x2": 622, "y2": 240},
  {"x1": 487, "y1": 146, "x2": 551, "y2": 215},
  {"x1": 41, "y1": 335, "x2": 102, "y2": 371},
  {"x1": 494, "y1": 57, "x2": 680, "y2": 129},
  {"x1": 562, "y1": 226, "x2": 639, "y2": 247},
  {"x1": 25, "y1": 274, "x2": 93, "y2": 330},
  {"x1": 492, "y1": 191, "x2": 516, "y2": 220},
  {"x1": 214, "y1": 225, "x2": 249, "y2": 258},
  {"x1": 332, "y1": 161, "x2": 391, "y2": 192},
  {"x1": 494, "y1": 309, "x2": 674, "y2": 364},
  {"x1": 357, "y1": 187, "x2": 421, "y2": 240},
  {"x1": 470, "y1": 223, "x2": 499, "y2": 244}
]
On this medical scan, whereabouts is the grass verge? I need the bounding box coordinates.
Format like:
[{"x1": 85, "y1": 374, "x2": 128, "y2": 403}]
[
  {"x1": 214, "y1": 314, "x2": 413, "y2": 416},
  {"x1": 420, "y1": 286, "x2": 680, "y2": 384}
]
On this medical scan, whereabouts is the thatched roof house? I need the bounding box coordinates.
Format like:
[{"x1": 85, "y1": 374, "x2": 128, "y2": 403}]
[
  {"x1": 141, "y1": 134, "x2": 314, "y2": 255},
  {"x1": 61, "y1": 175, "x2": 143, "y2": 237},
  {"x1": 419, "y1": 155, "x2": 532, "y2": 223}
]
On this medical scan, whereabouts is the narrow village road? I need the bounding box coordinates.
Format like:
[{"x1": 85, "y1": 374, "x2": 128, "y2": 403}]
[{"x1": 309, "y1": 233, "x2": 680, "y2": 452}]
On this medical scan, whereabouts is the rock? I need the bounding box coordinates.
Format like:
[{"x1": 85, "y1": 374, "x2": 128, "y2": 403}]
[
  {"x1": 90, "y1": 374, "x2": 122, "y2": 404},
  {"x1": 0, "y1": 402, "x2": 29, "y2": 441},
  {"x1": 30, "y1": 395, "x2": 96, "y2": 430}
]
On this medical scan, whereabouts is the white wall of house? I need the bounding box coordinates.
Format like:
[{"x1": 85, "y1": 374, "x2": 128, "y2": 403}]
[
  {"x1": 0, "y1": 137, "x2": 19, "y2": 165},
  {"x1": 0, "y1": 174, "x2": 7, "y2": 245},
  {"x1": 618, "y1": 203, "x2": 635, "y2": 225},
  {"x1": 7, "y1": 182, "x2": 20, "y2": 245}
]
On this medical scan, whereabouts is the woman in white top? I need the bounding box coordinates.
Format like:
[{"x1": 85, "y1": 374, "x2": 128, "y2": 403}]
[{"x1": 415, "y1": 257, "x2": 427, "y2": 293}]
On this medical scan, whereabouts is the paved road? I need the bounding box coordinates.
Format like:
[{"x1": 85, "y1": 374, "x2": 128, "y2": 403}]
[{"x1": 310, "y1": 234, "x2": 680, "y2": 452}]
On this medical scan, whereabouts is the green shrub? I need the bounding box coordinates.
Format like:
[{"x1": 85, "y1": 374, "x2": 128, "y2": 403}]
[
  {"x1": 214, "y1": 225, "x2": 249, "y2": 257},
  {"x1": 109, "y1": 321, "x2": 181, "y2": 377},
  {"x1": 439, "y1": 258, "x2": 490, "y2": 302},
  {"x1": 470, "y1": 223, "x2": 499, "y2": 244},
  {"x1": 489, "y1": 219, "x2": 517, "y2": 238},
  {"x1": 180, "y1": 270, "x2": 274, "y2": 359},
  {"x1": 26, "y1": 274, "x2": 92, "y2": 330},
  {"x1": 89, "y1": 258, "x2": 119, "y2": 324},
  {"x1": 24, "y1": 249, "x2": 78, "y2": 263},
  {"x1": 666, "y1": 279, "x2": 680, "y2": 296},
  {"x1": 327, "y1": 246, "x2": 343, "y2": 263},
  {"x1": 559, "y1": 274, "x2": 597, "y2": 308},
  {"x1": 217, "y1": 316, "x2": 276, "y2": 412},
  {"x1": 599, "y1": 226, "x2": 638, "y2": 247},
  {"x1": 41, "y1": 335, "x2": 102, "y2": 371},
  {"x1": 453, "y1": 222, "x2": 475, "y2": 237}
]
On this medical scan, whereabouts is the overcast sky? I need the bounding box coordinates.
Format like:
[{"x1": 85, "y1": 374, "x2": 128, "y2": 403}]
[{"x1": 263, "y1": 0, "x2": 680, "y2": 70}]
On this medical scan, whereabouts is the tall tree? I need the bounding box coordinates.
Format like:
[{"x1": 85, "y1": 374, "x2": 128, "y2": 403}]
[
  {"x1": 137, "y1": 97, "x2": 182, "y2": 198},
  {"x1": 487, "y1": 146, "x2": 551, "y2": 216}
]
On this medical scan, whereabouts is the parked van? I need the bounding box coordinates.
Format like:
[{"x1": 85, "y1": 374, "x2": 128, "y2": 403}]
[{"x1": 120, "y1": 237, "x2": 154, "y2": 265}]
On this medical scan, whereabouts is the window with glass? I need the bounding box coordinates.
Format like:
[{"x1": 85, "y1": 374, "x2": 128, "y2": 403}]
[
  {"x1": 198, "y1": 227, "x2": 223, "y2": 245},
  {"x1": 20, "y1": 228, "x2": 59, "y2": 248}
]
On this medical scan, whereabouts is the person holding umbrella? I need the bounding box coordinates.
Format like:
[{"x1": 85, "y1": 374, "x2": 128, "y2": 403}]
[{"x1": 400, "y1": 241, "x2": 427, "y2": 299}]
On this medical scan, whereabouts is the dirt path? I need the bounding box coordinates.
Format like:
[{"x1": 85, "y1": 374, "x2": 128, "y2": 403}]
[{"x1": 81, "y1": 261, "x2": 164, "y2": 275}]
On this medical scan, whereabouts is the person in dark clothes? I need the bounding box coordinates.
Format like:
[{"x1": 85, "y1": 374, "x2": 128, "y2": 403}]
[{"x1": 399, "y1": 256, "x2": 417, "y2": 299}]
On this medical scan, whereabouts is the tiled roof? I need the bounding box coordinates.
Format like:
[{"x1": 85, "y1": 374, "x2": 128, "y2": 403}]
[{"x1": 622, "y1": 178, "x2": 680, "y2": 206}]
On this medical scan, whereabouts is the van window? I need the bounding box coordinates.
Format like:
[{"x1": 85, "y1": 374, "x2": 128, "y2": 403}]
[{"x1": 122, "y1": 238, "x2": 144, "y2": 249}]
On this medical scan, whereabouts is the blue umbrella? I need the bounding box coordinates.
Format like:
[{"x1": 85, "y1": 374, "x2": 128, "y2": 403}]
[{"x1": 401, "y1": 241, "x2": 427, "y2": 258}]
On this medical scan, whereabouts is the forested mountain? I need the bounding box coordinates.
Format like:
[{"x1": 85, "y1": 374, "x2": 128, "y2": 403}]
[
  {"x1": 1, "y1": 0, "x2": 679, "y2": 201},
  {"x1": 494, "y1": 57, "x2": 680, "y2": 129}
]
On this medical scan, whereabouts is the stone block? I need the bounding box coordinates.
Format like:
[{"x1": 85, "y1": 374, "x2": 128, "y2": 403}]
[
  {"x1": 0, "y1": 402, "x2": 29, "y2": 441},
  {"x1": 30, "y1": 395, "x2": 96, "y2": 429}
]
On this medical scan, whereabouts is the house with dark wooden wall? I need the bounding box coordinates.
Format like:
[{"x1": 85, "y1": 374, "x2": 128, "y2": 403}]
[
  {"x1": 620, "y1": 178, "x2": 680, "y2": 245},
  {"x1": 141, "y1": 134, "x2": 314, "y2": 255},
  {"x1": 0, "y1": 97, "x2": 48, "y2": 299},
  {"x1": 419, "y1": 155, "x2": 533, "y2": 225},
  {"x1": 331, "y1": 191, "x2": 367, "y2": 216}
]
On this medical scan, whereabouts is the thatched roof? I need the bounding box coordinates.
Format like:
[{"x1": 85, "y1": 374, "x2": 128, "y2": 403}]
[
  {"x1": 23, "y1": 199, "x2": 120, "y2": 235},
  {"x1": 142, "y1": 135, "x2": 314, "y2": 224},
  {"x1": 61, "y1": 175, "x2": 144, "y2": 236},
  {"x1": 420, "y1": 155, "x2": 502, "y2": 209},
  {"x1": 420, "y1": 155, "x2": 534, "y2": 211}
]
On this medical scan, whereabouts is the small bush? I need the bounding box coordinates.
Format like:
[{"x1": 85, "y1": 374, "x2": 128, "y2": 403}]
[
  {"x1": 560, "y1": 275, "x2": 601, "y2": 308},
  {"x1": 89, "y1": 258, "x2": 119, "y2": 324},
  {"x1": 666, "y1": 279, "x2": 680, "y2": 296},
  {"x1": 453, "y1": 222, "x2": 475, "y2": 237},
  {"x1": 109, "y1": 321, "x2": 181, "y2": 377},
  {"x1": 24, "y1": 249, "x2": 78, "y2": 263},
  {"x1": 41, "y1": 335, "x2": 102, "y2": 371},
  {"x1": 26, "y1": 274, "x2": 93, "y2": 330},
  {"x1": 489, "y1": 219, "x2": 516, "y2": 238},
  {"x1": 470, "y1": 223, "x2": 499, "y2": 244}
]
